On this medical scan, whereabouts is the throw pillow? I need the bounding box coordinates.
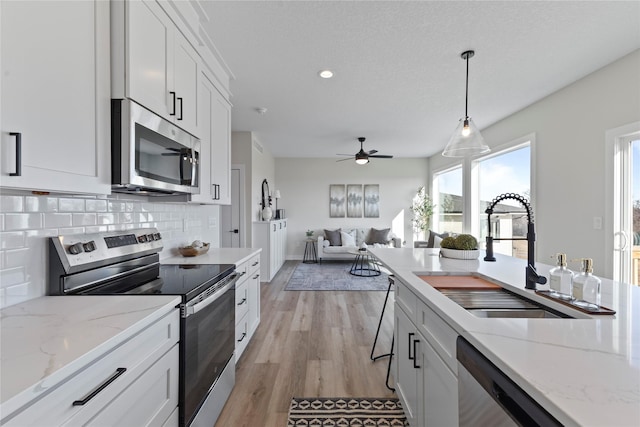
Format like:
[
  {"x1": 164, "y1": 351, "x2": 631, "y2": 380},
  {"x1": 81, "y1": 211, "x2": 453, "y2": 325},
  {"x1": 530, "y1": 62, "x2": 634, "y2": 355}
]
[
  {"x1": 367, "y1": 228, "x2": 390, "y2": 244},
  {"x1": 340, "y1": 230, "x2": 356, "y2": 247},
  {"x1": 323, "y1": 240, "x2": 330, "y2": 248},
  {"x1": 324, "y1": 229, "x2": 342, "y2": 246},
  {"x1": 427, "y1": 230, "x2": 449, "y2": 248}
]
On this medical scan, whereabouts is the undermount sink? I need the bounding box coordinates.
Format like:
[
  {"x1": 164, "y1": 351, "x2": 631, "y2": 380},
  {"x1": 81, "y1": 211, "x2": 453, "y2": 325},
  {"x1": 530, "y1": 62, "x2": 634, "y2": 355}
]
[
  {"x1": 466, "y1": 308, "x2": 563, "y2": 319},
  {"x1": 438, "y1": 288, "x2": 573, "y2": 319}
]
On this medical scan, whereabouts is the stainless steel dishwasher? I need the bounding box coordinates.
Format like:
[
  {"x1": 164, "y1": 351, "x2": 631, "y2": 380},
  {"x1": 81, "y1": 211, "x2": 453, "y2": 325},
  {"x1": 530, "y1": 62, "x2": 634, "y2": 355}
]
[{"x1": 457, "y1": 336, "x2": 562, "y2": 426}]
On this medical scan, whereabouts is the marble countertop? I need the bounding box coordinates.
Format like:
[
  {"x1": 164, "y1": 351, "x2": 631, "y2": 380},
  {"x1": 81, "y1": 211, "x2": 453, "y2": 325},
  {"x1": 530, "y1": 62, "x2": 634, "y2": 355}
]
[
  {"x1": 0, "y1": 295, "x2": 181, "y2": 417},
  {"x1": 162, "y1": 247, "x2": 261, "y2": 266},
  {"x1": 368, "y1": 247, "x2": 640, "y2": 427}
]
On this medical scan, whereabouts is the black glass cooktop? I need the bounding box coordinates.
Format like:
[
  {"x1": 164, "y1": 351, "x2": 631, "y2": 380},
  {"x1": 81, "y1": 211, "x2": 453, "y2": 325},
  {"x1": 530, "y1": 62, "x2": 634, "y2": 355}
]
[{"x1": 80, "y1": 263, "x2": 235, "y2": 302}]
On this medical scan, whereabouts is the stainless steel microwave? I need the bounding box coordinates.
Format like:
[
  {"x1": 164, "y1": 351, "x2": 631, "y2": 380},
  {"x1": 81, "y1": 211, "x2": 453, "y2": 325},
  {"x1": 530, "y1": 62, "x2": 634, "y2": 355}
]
[{"x1": 111, "y1": 99, "x2": 200, "y2": 195}]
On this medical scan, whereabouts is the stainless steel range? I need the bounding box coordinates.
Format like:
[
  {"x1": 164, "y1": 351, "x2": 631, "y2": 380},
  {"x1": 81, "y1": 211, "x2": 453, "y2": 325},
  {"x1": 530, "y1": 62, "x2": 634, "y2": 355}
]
[{"x1": 48, "y1": 228, "x2": 238, "y2": 427}]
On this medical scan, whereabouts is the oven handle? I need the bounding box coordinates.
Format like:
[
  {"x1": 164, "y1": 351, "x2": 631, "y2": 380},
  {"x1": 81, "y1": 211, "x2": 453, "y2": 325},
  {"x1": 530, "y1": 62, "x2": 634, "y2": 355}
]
[
  {"x1": 184, "y1": 273, "x2": 239, "y2": 317},
  {"x1": 64, "y1": 261, "x2": 160, "y2": 294}
]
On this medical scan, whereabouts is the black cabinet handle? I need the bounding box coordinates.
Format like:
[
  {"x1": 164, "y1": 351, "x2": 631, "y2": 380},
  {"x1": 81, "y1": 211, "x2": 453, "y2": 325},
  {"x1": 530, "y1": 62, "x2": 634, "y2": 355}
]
[
  {"x1": 408, "y1": 332, "x2": 415, "y2": 360},
  {"x1": 413, "y1": 339, "x2": 420, "y2": 369},
  {"x1": 237, "y1": 297, "x2": 247, "y2": 306},
  {"x1": 237, "y1": 332, "x2": 247, "y2": 343},
  {"x1": 72, "y1": 368, "x2": 126, "y2": 406},
  {"x1": 177, "y1": 97, "x2": 183, "y2": 120},
  {"x1": 252, "y1": 274, "x2": 259, "y2": 280},
  {"x1": 169, "y1": 91, "x2": 176, "y2": 116},
  {"x1": 9, "y1": 132, "x2": 21, "y2": 176},
  {"x1": 251, "y1": 261, "x2": 259, "y2": 267}
]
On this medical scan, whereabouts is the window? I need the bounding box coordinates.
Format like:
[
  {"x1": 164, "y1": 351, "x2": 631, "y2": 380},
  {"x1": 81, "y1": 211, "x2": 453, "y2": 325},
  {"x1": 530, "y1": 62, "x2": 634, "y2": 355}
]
[
  {"x1": 433, "y1": 166, "x2": 463, "y2": 234},
  {"x1": 475, "y1": 144, "x2": 531, "y2": 258}
]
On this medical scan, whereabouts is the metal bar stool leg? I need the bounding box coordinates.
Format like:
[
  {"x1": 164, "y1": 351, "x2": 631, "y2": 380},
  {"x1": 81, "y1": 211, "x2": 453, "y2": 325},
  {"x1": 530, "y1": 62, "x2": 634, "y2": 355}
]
[
  {"x1": 370, "y1": 275, "x2": 394, "y2": 361},
  {"x1": 385, "y1": 334, "x2": 395, "y2": 391}
]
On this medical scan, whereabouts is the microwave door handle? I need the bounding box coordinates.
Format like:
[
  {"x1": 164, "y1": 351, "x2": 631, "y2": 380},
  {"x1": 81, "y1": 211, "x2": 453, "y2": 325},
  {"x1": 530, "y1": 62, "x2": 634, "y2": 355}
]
[
  {"x1": 191, "y1": 149, "x2": 197, "y2": 186},
  {"x1": 178, "y1": 148, "x2": 189, "y2": 184}
]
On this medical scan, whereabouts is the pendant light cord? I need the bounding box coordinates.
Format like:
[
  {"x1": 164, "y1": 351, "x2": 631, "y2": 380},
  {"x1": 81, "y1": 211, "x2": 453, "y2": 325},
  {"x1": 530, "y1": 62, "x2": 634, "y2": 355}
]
[{"x1": 465, "y1": 54, "x2": 469, "y2": 119}]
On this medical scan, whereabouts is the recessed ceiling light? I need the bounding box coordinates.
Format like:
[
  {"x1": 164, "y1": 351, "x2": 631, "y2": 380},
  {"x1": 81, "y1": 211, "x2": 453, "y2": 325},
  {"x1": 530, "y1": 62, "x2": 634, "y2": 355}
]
[{"x1": 318, "y1": 70, "x2": 334, "y2": 79}]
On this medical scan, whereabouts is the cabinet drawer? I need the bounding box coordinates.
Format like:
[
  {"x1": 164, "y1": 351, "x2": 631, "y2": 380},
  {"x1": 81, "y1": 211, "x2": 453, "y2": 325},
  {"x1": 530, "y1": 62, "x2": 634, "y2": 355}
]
[
  {"x1": 395, "y1": 279, "x2": 417, "y2": 321},
  {"x1": 235, "y1": 316, "x2": 249, "y2": 362},
  {"x1": 5, "y1": 310, "x2": 179, "y2": 426},
  {"x1": 417, "y1": 303, "x2": 458, "y2": 373},
  {"x1": 72, "y1": 345, "x2": 179, "y2": 427},
  {"x1": 235, "y1": 280, "x2": 249, "y2": 322},
  {"x1": 247, "y1": 254, "x2": 261, "y2": 274}
]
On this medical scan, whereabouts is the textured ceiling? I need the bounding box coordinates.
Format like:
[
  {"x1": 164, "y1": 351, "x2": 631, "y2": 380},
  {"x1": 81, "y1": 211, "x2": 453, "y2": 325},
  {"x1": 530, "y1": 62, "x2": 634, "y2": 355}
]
[{"x1": 200, "y1": 1, "x2": 640, "y2": 159}]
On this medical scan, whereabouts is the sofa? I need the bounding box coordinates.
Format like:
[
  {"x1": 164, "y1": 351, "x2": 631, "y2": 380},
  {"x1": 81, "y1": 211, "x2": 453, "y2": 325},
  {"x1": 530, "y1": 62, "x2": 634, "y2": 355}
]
[{"x1": 317, "y1": 227, "x2": 400, "y2": 263}]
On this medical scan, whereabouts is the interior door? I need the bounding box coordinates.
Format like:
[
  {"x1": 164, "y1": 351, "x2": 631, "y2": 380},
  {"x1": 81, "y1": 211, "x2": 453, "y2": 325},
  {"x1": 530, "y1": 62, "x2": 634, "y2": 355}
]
[{"x1": 221, "y1": 167, "x2": 242, "y2": 247}]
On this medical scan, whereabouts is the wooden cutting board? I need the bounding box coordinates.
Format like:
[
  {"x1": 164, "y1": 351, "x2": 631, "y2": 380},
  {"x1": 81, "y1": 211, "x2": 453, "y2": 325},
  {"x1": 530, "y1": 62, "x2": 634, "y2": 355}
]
[{"x1": 418, "y1": 275, "x2": 501, "y2": 290}]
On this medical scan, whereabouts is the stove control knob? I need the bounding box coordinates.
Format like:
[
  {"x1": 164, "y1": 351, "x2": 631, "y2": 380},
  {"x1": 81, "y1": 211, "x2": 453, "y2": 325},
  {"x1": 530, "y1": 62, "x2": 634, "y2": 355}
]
[
  {"x1": 147, "y1": 233, "x2": 155, "y2": 241},
  {"x1": 137, "y1": 235, "x2": 147, "y2": 243},
  {"x1": 68, "y1": 243, "x2": 84, "y2": 255},
  {"x1": 154, "y1": 232, "x2": 162, "y2": 240},
  {"x1": 83, "y1": 241, "x2": 97, "y2": 252}
]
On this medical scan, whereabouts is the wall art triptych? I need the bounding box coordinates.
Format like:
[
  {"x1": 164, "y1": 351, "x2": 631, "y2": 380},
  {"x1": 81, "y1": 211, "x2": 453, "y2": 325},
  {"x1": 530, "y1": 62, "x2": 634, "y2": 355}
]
[{"x1": 329, "y1": 184, "x2": 379, "y2": 218}]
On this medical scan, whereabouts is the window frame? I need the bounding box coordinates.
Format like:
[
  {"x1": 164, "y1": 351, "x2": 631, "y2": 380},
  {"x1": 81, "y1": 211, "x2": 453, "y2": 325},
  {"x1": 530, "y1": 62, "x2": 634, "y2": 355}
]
[{"x1": 431, "y1": 164, "x2": 464, "y2": 234}]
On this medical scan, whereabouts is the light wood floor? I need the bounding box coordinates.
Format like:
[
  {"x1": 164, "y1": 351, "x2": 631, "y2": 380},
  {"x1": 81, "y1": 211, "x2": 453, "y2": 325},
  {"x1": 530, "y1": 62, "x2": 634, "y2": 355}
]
[{"x1": 214, "y1": 260, "x2": 396, "y2": 427}]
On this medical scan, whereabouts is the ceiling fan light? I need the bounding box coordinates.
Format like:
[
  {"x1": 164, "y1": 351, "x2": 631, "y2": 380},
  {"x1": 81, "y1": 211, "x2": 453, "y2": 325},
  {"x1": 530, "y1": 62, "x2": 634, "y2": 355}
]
[
  {"x1": 355, "y1": 155, "x2": 369, "y2": 165},
  {"x1": 442, "y1": 116, "x2": 490, "y2": 157}
]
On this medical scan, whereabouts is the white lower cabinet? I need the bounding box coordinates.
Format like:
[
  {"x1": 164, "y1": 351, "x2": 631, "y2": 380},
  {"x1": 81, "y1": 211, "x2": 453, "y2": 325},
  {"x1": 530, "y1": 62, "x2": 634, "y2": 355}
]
[
  {"x1": 235, "y1": 252, "x2": 261, "y2": 362},
  {"x1": 4, "y1": 310, "x2": 180, "y2": 427},
  {"x1": 253, "y1": 220, "x2": 287, "y2": 282},
  {"x1": 394, "y1": 279, "x2": 458, "y2": 427}
]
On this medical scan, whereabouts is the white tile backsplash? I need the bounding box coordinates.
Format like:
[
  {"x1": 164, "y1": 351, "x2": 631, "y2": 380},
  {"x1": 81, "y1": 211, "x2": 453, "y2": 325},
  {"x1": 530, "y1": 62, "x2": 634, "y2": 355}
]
[{"x1": 0, "y1": 192, "x2": 221, "y2": 309}]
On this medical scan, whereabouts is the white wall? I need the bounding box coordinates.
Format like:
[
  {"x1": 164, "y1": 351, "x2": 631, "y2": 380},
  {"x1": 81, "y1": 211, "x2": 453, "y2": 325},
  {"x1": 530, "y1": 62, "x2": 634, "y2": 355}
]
[
  {"x1": 429, "y1": 49, "x2": 640, "y2": 278},
  {"x1": 0, "y1": 191, "x2": 220, "y2": 308},
  {"x1": 275, "y1": 158, "x2": 429, "y2": 259}
]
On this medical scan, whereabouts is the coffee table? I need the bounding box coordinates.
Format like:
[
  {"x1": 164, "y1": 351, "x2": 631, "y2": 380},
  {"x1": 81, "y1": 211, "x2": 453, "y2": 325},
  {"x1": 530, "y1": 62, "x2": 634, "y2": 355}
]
[{"x1": 348, "y1": 249, "x2": 381, "y2": 277}]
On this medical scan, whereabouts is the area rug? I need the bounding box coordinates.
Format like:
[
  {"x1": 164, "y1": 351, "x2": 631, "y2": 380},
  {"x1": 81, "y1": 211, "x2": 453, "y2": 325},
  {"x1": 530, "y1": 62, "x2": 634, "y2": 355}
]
[
  {"x1": 284, "y1": 261, "x2": 389, "y2": 291},
  {"x1": 287, "y1": 397, "x2": 409, "y2": 427}
]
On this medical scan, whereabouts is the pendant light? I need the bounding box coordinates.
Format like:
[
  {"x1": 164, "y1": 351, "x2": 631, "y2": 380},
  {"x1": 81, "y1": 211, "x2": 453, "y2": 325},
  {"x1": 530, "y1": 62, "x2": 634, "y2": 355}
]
[{"x1": 442, "y1": 50, "x2": 490, "y2": 157}]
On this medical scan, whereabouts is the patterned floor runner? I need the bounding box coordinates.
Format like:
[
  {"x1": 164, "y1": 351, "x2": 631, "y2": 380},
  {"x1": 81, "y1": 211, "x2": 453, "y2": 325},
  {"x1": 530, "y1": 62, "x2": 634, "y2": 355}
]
[{"x1": 287, "y1": 397, "x2": 409, "y2": 427}]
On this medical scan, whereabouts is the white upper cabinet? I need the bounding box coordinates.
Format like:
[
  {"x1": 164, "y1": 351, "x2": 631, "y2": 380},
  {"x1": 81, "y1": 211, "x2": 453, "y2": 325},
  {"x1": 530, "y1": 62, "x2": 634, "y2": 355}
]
[
  {"x1": 0, "y1": 0, "x2": 110, "y2": 195},
  {"x1": 210, "y1": 78, "x2": 232, "y2": 204},
  {"x1": 191, "y1": 71, "x2": 231, "y2": 204},
  {"x1": 114, "y1": 0, "x2": 200, "y2": 137}
]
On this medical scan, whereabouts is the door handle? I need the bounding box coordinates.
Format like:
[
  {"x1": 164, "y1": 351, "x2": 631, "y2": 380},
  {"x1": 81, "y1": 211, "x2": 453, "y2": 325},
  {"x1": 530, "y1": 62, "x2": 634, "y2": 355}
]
[
  {"x1": 237, "y1": 332, "x2": 247, "y2": 343},
  {"x1": 169, "y1": 91, "x2": 176, "y2": 116},
  {"x1": 72, "y1": 368, "x2": 126, "y2": 406},
  {"x1": 177, "y1": 97, "x2": 183, "y2": 120},
  {"x1": 408, "y1": 332, "x2": 415, "y2": 360},
  {"x1": 412, "y1": 338, "x2": 420, "y2": 369},
  {"x1": 237, "y1": 297, "x2": 247, "y2": 306},
  {"x1": 9, "y1": 132, "x2": 21, "y2": 176},
  {"x1": 229, "y1": 229, "x2": 239, "y2": 234}
]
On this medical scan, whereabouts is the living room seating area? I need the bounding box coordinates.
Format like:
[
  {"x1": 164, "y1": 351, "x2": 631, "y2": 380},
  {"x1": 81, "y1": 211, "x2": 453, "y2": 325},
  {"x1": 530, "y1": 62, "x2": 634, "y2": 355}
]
[{"x1": 317, "y1": 228, "x2": 400, "y2": 263}]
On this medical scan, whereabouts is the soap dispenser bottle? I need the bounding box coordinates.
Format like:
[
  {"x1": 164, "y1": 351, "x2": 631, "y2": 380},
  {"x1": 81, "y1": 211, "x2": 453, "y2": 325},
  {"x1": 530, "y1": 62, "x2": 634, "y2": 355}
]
[
  {"x1": 572, "y1": 258, "x2": 601, "y2": 309},
  {"x1": 549, "y1": 253, "x2": 573, "y2": 300}
]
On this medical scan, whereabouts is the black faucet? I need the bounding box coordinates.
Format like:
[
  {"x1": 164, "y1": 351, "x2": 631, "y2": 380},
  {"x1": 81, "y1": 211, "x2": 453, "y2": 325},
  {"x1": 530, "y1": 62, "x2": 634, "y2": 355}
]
[{"x1": 483, "y1": 193, "x2": 547, "y2": 290}]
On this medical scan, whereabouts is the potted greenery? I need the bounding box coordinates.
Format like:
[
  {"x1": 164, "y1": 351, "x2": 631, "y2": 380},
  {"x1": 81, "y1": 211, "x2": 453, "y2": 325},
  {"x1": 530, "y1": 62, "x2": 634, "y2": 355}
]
[
  {"x1": 305, "y1": 229, "x2": 314, "y2": 238},
  {"x1": 410, "y1": 186, "x2": 435, "y2": 239},
  {"x1": 440, "y1": 234, "x2": 480, "y2": 259}
]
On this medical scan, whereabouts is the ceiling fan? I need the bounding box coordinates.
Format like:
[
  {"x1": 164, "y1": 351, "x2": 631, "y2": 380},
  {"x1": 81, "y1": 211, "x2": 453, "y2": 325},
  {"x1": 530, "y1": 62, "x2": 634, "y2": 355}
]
[{"x1": 337, "y1": 137, "x2": 394, "y2": 165}]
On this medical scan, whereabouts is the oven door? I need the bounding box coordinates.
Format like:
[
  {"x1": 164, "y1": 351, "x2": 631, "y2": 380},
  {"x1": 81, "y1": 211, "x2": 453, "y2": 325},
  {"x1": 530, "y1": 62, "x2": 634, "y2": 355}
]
[{"x1": 181, "y1": 275, "x2": 237, "y2": 426}]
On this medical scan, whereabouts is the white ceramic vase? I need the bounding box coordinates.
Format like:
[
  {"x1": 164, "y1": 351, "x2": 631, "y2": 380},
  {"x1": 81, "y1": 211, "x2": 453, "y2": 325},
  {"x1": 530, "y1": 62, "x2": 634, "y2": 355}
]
[{"x1": 262, "y1": 206, "x2": 273, "y2": 221}]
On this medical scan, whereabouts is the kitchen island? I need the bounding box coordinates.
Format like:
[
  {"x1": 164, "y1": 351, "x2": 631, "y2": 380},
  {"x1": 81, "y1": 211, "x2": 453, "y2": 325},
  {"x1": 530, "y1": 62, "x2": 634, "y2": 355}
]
[{"x1": 369, "y1": 247, "x2": 640, "y2": 426}]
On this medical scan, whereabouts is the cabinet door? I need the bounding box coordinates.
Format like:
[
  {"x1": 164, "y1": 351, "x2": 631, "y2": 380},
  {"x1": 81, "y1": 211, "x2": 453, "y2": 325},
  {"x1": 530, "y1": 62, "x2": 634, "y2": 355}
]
[
  {"x1": 127, "y1": 0, "x2": 172, "y2": 120},
  {"x1": 210, "y1": 85, "x2": 232, "y2": 204},
  {"x1": 270, "y1": 223, "x2": 278, "y2": 279},
  {"x1": 247, "y1": 270, "x2": 261, "y2": 335},
  {"x1": 395, "y1": 307, "x2": 420, "y2": 426},
  {"x1": 422, "y1": 340, "x2": 458, "y2": 427},
  {"x1": 191, "y1": 72, "x2": 214, "y2": 203},
  {"x1": 0, "y1": 0, "x2": 110, "y2": 194},
  {"x1": 172, "y1": 30, "x2": 199, "y2": 136}
]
